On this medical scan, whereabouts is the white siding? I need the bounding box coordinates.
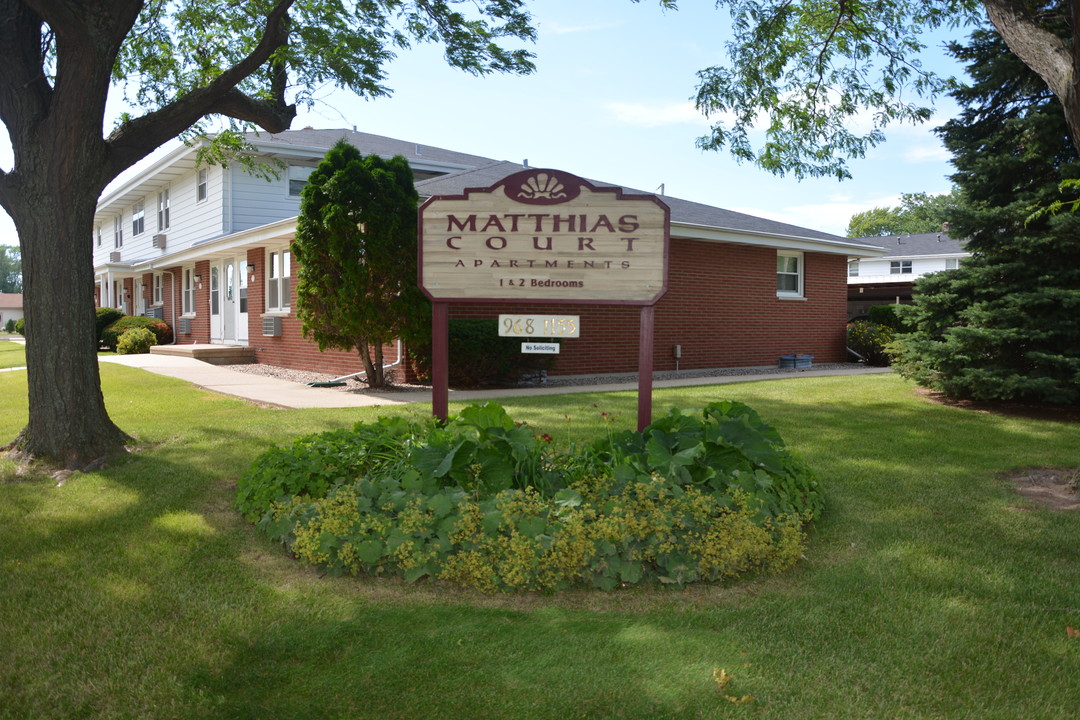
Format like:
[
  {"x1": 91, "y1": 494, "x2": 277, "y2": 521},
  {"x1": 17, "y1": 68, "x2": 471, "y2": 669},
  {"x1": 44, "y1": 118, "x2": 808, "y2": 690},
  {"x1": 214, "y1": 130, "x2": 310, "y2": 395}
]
[
  {"x1": 179, "y1": 166, "x2": 226, "y2": 247},
  {"x1": 851, "y1": 256, "x2": 966, "y2": 284},
  {"x1": 229, "y1": 165, "x2": 306, "y2": 233},
  {"x1": 93, "y1": 166, "x2": 228, "y2": 265}
]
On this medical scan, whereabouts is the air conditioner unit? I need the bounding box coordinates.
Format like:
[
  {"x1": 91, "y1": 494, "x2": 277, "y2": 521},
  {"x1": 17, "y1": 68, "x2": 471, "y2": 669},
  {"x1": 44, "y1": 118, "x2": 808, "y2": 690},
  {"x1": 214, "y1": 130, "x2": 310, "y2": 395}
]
[
  {"x1": 109, "y1": 251, "x2": 121, "y2": 262},
  {"x1": 142, "y1": 307, "x2": 164, "y2": 320},
  {"x1": 178, "y1": 317, "x2": 192, "y2": 334},
  {"x1": 152, "y1": 233, "x2": 167, "y2": 249},
  {"x1": 262, "y1": 316, "x2": 282, "y2": 337}
]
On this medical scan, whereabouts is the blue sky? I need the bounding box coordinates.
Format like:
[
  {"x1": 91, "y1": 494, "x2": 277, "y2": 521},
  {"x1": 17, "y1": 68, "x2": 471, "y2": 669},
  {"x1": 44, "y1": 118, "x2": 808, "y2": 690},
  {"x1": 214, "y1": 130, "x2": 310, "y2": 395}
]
[{"x1": 0, "y1": 0, "x2": 976, "y2": 248}]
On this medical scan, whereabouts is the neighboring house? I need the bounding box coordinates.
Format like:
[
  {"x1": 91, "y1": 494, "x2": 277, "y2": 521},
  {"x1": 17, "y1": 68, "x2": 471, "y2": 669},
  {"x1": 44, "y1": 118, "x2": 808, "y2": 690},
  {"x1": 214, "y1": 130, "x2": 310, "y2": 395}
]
[
  {"x1": 846, "y1": 231, "x2": 969, "y2": 319},
  {"x1": 0, "y1": 293, "x2": 24, "y2": 328},
  {"x1": 92, "y1": 128, "x2": 885, "y2": 380}
]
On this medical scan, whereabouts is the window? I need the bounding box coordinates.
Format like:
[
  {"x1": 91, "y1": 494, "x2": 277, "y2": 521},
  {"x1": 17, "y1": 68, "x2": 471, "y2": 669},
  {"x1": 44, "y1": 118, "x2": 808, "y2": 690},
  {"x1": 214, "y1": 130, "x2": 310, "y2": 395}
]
[
  {"x1": 848, "y1": 260, "x2": 860, "y2": 277},
  {"x1": 196, "y1": 169, "x2": 208, "y2": 202},
  {"x1": 157, "y1": 189, "x2": 170, "y2": 230},
  {"x1": 945, "y1": 258, "x2": 960, "y2": 270},
  {"x1": 96, "y1": 226, "x2": 102, "y2": 247},
  {"x1": 890, "y1": 260, "x2": 913, "y2": 274},
  {"x1": 267, "y1": 250, "x2": 291, "y2": 311},
  {"x1": 776, "y1": 251, "x2": 803, "y2": 297},
  {"x1": 131, "y1": 200, "x2": 145, "y2": 236},
  {"x1": 153, "y1": 273, "x2": 163, "y2": 305},
  {"x1": 113, "y1": 216, "x2": 123, "y2": 248},
  {"x1": 182, "y1": 268, "x2": 195, "y2": 315},
  {"x1": 288, "y1": 166, "x2": 314, "y2": 197}
]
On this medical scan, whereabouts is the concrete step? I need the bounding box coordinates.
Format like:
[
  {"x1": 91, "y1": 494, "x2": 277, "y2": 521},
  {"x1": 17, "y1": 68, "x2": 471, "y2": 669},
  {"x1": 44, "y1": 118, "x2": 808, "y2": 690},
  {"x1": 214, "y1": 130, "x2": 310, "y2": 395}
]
[{"x1": 150, "y1": 343, "x2": 256, "y2": 366}]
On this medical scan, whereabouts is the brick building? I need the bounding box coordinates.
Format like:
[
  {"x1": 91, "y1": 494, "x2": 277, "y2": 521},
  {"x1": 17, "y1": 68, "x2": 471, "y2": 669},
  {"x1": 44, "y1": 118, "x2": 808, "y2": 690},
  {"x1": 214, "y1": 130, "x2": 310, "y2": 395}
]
[{"x1": 92, "y1": 129, "x2": 884, "y2": 381}]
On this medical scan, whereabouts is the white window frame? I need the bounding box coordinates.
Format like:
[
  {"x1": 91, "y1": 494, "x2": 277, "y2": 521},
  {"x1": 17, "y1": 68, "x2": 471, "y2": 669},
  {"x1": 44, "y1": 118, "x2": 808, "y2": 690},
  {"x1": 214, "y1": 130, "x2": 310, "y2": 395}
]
[
  {"x1": 157, "y1": 188, "x2": 171, "y2": 231},
  {"x1": 267, "y1": 249, "x2": 292, "y2": 312},
  {"x1": 96, "y1": 226, "x2": 102, "y2": 247},
  {"x1": 131, "y1": 200, "x2": 145, "y2": 236},
  {"x1": 182, "y1": 267, "x2": 196, "y2": 316},
  {"x1": 152, "y1": 273, "x2": 163, "y2": 305},
  {"x1": 890, "y1": 260, "x2": 913, "y2": 275},
  {"x1": 848, "y1": 260, "x2": 860, "y2": 277},
  {"x1": 945, "y1": 258, "x2": 960, "y2": 270},
  {"x1": 776, "y1": 250, "x2": 804, "y2": 298},
  {"x1": 196, "y1": 169, "x2": 208, "y2": 202},
  {"x1": 113, "y1": 216, "x2": 123, "y2": 248}
]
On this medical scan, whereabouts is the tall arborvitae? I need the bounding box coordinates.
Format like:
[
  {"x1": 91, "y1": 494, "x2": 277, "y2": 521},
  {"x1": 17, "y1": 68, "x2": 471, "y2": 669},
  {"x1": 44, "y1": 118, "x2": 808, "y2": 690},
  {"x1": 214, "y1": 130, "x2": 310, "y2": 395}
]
[
  {"x1": 891, "y1": 17, "x2": 1080, "y2": 404},
  {"x1": 293, "y1": 141, "x2": 430, "y2": 388}
]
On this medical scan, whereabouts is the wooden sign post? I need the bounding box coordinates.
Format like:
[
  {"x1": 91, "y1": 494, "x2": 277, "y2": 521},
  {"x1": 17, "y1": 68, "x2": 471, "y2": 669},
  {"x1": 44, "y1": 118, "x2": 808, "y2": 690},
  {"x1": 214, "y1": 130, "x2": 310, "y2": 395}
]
[{"x1": 419, "y1": 168, "x2": 670, "y2": 430}]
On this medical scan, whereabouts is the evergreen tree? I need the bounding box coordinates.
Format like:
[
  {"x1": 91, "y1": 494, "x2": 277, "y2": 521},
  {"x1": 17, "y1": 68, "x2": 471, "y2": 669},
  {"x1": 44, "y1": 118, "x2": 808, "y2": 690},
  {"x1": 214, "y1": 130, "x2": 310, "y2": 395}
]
[
  {"x1": 890, "y1": 20, "x2": 1080, "y2": 404},
  {"x1": 293, "y1": 141, "x2": 429, "y2": 388}
]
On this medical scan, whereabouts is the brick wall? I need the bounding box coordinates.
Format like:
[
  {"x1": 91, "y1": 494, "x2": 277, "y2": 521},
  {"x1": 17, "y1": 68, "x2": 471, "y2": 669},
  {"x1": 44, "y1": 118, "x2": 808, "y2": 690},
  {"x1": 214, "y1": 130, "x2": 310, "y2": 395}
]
[
  {"x1": 100, "y1": 236, "x2": 847, "y2": 380},
  {"x1": 449, "y1": 239, "x2": 847, "y2": 375},
  {"x1": 247, "y1": 248, "x2": 409, "y2": 381}
]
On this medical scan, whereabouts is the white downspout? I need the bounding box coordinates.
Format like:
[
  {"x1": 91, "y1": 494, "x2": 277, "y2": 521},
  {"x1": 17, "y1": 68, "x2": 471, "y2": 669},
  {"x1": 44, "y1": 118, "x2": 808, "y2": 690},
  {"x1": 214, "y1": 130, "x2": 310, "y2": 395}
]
[{"x1": 326, "y1": 340, "x2": 405, "y2": 383}]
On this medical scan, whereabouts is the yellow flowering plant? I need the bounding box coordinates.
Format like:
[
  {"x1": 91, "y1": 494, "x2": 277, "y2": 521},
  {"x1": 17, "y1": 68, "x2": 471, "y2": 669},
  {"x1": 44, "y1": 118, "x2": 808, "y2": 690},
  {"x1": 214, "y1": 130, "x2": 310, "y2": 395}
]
[{"x1": 243, "y1": 401, "x2": 821, "y2": 592}]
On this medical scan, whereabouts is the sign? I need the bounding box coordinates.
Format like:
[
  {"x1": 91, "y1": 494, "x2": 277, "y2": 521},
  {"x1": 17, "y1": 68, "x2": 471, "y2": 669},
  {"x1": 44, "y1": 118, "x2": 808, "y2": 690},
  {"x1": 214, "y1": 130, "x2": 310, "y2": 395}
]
[
  {"x1": 499, "y1": 314, "x2": 579, "y2": 338},
  {"x1": 522, "y1": 342, "x2": 560, "y2": 354},
  {"x1": 419, "y1": 169, "x2": 669, "y2": 305}
]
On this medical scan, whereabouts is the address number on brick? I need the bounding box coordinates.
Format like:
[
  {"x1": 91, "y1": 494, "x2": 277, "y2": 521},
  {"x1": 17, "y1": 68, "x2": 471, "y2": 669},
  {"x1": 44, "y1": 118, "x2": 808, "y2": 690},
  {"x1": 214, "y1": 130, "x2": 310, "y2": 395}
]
[{"x1": 498, "y1": 314, "x2": 580, "y2": 338}]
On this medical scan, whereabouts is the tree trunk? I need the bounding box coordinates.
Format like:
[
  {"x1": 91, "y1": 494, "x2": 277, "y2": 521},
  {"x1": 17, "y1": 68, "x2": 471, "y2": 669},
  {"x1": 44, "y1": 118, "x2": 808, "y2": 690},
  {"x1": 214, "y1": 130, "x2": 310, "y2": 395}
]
[
  {"x1": 357, "y1": 341, "x2": 389, "y2": 388},
  {"x1": 6, "y1": 156, "x2": 130, "y2": 468},
  {"x1": 983, "y1": 0, "x2": 1080, "y2": 156}
]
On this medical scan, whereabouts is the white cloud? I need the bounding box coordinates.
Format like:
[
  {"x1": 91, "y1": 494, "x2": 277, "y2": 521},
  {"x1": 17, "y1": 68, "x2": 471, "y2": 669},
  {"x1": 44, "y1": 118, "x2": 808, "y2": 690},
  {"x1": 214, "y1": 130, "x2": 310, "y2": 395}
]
[
  {"x1": 603, "y1": 102, "x2": 709, "y2": 128},
  {"x1": 903, "y1": 142, "x2": 951, "y2": 164},
  {"x1": 733, "y1": 195, "x2": 902, "y2": 237},
  {"x1": 542, "y1": 20, "x2": 626, "y2": 35}
]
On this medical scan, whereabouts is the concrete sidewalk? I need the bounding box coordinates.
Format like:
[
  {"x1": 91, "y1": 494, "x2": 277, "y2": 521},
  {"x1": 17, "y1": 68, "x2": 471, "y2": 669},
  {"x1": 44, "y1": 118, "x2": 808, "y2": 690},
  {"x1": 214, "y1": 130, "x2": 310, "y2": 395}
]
[{"x1": 100, "y1": 353, "x2": 892, "y2": 409}]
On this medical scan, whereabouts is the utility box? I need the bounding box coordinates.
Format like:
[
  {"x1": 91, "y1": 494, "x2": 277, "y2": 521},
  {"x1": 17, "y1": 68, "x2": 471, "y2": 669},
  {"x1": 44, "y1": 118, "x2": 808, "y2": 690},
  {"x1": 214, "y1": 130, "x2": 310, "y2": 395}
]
[{"x1": 778, "y1": 354, "x2": 813, "y2": 370}]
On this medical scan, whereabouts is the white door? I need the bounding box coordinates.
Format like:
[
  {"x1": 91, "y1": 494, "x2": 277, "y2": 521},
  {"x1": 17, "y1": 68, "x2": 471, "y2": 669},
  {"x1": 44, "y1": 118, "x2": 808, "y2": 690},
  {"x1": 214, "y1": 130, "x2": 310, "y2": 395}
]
[
  {"x1": 237, "y1": 259, "x2": 249, "y2": 343},
  {"x1": 135, "y1": 280, "x2": 146, "y2": 315},
  {"x1": 210, "y1": 259, "x2": 248, "y2": 345},
  {"x1": 222, "y1": 262, "x2": 236, "y2": 342},
  {"x1": 209, "y1": 265, "x2": 221, "y2": 341}
]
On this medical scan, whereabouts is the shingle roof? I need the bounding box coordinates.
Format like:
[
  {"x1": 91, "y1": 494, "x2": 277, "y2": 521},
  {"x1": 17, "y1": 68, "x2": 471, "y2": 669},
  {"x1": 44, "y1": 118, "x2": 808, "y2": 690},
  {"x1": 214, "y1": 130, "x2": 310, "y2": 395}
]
[
  {"x1": 852, "y1": 232, "x2": 968, "y2": 258},
  {"x1": 416, "y1": 161, "x2": 871, "y2": 246},
  {"x1": 0, "y1": 293, "x2": 23, "y2": 309},
  {"x1": 244, "y1": 128, "x2": 500, "y2": 168}
]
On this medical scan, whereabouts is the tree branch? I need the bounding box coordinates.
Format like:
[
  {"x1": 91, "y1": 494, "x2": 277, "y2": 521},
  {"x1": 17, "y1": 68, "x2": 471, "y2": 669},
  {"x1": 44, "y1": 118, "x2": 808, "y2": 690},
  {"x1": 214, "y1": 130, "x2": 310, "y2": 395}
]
[
  {"x1": 0, "y1": 1, "x2": 53, "y2": 142},
  {"x1": 103, "y1": 0, "x2": 297, "y2": 179},
  {"x1": 982, "y1": 0, "x2": 1080, "y2": 151}
]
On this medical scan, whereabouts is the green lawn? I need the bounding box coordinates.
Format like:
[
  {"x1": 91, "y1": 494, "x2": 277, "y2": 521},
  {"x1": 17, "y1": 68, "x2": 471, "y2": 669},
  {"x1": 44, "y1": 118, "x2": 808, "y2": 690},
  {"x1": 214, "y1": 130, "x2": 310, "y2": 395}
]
[
  {"x1": 0, "y1": 340, "x2": 25, "y2": 369},
  {"x1": 1, "y1": 367, "x2": 1078, "y2": 719}
]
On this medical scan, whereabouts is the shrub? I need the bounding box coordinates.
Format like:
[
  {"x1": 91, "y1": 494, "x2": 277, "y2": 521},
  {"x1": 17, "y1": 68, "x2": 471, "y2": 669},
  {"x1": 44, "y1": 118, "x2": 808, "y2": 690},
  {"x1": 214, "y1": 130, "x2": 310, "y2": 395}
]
[
  {"x1": 238, "y1": 401, "x2": 822, "y2": 591},
  {"x1": 235, "y1": 417, "x2": 424, "y2": 522},
  {"x1": 14, "y1": 318, "x2": 24, "y2": 335},
  {"x1": 411, "y1": 318, "x2": 559, "y2": 387},
  {"x1": 267, "y1": 477, "x2": 808, "y2": 593},
  {"x1": 867, "y1": 304, "x2": 912, "y2": 332},
  {"x1": 101, "y1": 316, "x2": 173, "y2": 351},
  {"x1": 846, "y1": 320, "x2": 894, "y2": 366},
  {"x1": 95, "y1": 307, "x2": 125, "y2": 344},
  {"x1": 116, "y1": 327, "x2": 157, "y2": 354},
  {"x1": 4, "y1": 319, "x2": 13, "y2": 333}
]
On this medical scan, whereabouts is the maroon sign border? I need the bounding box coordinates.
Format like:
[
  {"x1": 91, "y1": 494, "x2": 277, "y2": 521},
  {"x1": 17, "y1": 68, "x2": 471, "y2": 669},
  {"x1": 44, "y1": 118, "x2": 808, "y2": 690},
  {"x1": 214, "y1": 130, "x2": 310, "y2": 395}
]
[{"x1": 419, "y1": 168, "x2": 671, "y2": 432}]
